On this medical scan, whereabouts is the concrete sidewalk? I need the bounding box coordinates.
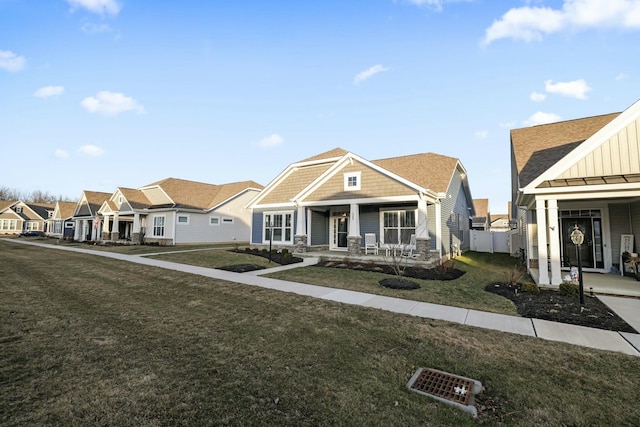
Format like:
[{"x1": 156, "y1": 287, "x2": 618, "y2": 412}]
[{"x1": 6, "y1": 239, "x2": 640, "y2": 357}]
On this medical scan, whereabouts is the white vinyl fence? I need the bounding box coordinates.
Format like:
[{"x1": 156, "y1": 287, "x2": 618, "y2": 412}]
[{"x1": 470, "y1": 230, "x2": 514, "y2": 254}]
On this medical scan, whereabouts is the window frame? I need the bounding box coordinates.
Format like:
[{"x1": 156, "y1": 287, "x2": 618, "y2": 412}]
[
  {"x1": 344, "y1": 172, "x2": 361, "y2": 191},
  {"x1": 152, "y1": 215, "x2": 166, "y2": 237},
  {"x1": 209, "y1": 216, "x2": 220, "y2": 226},
  {"x1": 263, "y1": 211, "x2": 293, "y2": 244},
  {"x1": 177, "y1": 214, "x2": 190, "y2": 225},
  {"x1": 380, "y1": 208, "x2": 416, "y2": 245}
]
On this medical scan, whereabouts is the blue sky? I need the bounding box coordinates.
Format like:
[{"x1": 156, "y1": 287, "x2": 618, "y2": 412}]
[{"x1": 2, "y1": 0, "x2": 639, "y2": 214}]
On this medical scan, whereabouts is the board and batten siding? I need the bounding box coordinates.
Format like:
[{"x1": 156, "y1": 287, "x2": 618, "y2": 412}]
[
  {"x1": 608, "y1": 203, "x2": 637, "y2": 263},
  {"x1": 310, "y1": 210, "x2": 329, "y2": 245},
  {"x1": 558, "y1": 117, "x2": 640, "y2": 178},
  {"x1": 358, "y1": 206, "x2": 380, "y2": 246}
]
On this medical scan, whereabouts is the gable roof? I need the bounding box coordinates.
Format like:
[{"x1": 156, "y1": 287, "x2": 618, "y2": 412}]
[
  {"x1": 0, "y1": 200, "x2": 19, "y2": 212},
  {"x1": 56, "y1": 201, "x2": 78, "y2": 220},
  {"x1": 511, "y1": 112, "x2": 621, "y2": 188},
  {"x1": 117, "y1": 187, "x2": 153, "y2": 209},
  {"x1": 371, "y1": 152, "x2": 460, "y2": 194},
  {"x1": 141, "y1": 177, "x2": 263, "y2": 210},
  {"x1": 472, "y1": 198, "x2": 489, "y2": 218},
  {"x1": 27, "y1": 203, "x2": 54, "y2": 220},
  {"x1": 250, "y1": 147, "x2": 468, "y2": 207}
]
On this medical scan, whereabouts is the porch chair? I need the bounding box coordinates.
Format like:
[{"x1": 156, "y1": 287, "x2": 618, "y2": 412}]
[
  {"x1": 401, "y1": 234, "x2": 417, "y2": 258},
  {"x1": 364, "y1": 233, "x2": 379, "y2": 255}
]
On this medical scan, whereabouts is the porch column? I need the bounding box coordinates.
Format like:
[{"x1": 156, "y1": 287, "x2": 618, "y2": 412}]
[
  {"x1": 536, "y1": 198, "x2": 550, "y2": 284},
  {"x1": 74, "y1": 220, "x2": 81, "y2": 241},
  {"x1": 435, "y1": 203, "x2": 442, "y2": 258},
  {"x1": 102, "y1": 215, "x2": 111, "y2": 240},
  {"x1": 347, "y1": 203, "x2": 361, "y2": 255},
  {"x1": 132, "y1": 213, "x2": 141, "y2": 244},
  {"x1": 415, "y1": 198, "x2": 429, "y2": 238},
  {"x1": 111, "y1": 213, "x2": 119, "y2": 241},
  {"x1": 294, "y1": 205, "x2": 308, "y2": 253},
  {"x1": 415, "y1": 198, "x2": 431, "y2": 260},
  {"x1": 547, "y1": 199, "x2": 562, "y2": 285}
]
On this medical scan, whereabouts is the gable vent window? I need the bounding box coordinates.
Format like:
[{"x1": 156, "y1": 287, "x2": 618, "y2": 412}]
[{"x1": 344, "y1": 172, "x2": 361, "y2": 191}]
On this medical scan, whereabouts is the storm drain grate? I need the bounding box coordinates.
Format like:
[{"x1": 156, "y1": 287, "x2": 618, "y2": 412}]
[{"x1": 407, "y1": 368, "x2": 483, "y2": 417}]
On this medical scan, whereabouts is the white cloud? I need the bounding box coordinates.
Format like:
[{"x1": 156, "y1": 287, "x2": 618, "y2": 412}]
[
  {"x1": 353, "y1": 65, "x2": 389, "y2": 85},
  {"x1": 544, "y1": 79, "x2": 591, "y2": 99},
  {"x1": 34, "y1": 85, "x2": 65, "y2": 98},
  {"x1": 524, "y1": 111, "x2": 562, "y2": 126},
  {"x1": 258, "y1": 134, "x2": 284, "y2": 148},
  {"x1": 78, "y1": 145, "x2": 105, "y2": 157},
  {"x1": 0, "y1": 50, "x2": 26, "y2": 72},
  {"x1": 483, "y1": 0, "x2": 640, "y2": 45},
  {"x1": 54, "y1": 149, "x2": 70, "y2": 159},
  {"x1": 67, "y1": 0, "x2": 121, "y2": 16},
  {"x1": 530, "y1": 91, "x2": 547, "y2": 102},
  {"x1": 81, "y1": 91, "x2": 145, "y2": 116},
  {"x1": 475, "y1": 130, "x2": 489, "y2": 139},
  {"x1": 616, "y1": 72, "x2": 628, "y2": 80}
]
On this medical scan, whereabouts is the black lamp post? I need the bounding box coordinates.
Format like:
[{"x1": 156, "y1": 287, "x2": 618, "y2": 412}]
[{"x1": 570, "y1": 224, "x2": 585, "y2": 305}]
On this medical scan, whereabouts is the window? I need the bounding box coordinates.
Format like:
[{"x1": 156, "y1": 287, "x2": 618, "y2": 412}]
[
  {"x1": 381, "y1": 210, "x2": 415, "y2": 245},
  {"x1": 53, "y1": 220, "x2": 63, "y2": 234},
  {"x1": 210, "y1": 216, "x2": 220, "y2": 226},
  {"x1": 15, "y1": 206, "x2": 22, "y2": 214},
  {"x1": 458, "y1": 213, "x2": 464, "y2": 243},
  {"x1": 222, "y1": 217, "x2": 234, "y2": 224},
  {"x1": 0, "y1": 219, "x2": 17, "y2": 231},
  {"x1": 264, "y1": 212, "x2": 293, "y2": 243},
  {"x1": 177, "y1": 214, "x2": 190, "y2": 225},
  {"x1": 65, "y1": 222, "x2": 74, "y2": 229},
  {"x1": 153, "y1": 216, "x2": 165, "y2": 237},
  {"x1": 26, "y1": 222, "x2": 39, "y2": 231},
  {"x1": 344, "y1": 172, "x2": 361, "y2": 191}
]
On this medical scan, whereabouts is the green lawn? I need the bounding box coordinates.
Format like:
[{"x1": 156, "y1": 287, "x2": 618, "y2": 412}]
[
  {"x1": 265, "y1": 252, "x2": 523, "y2": 315},
  {"x1": 2, "y1": 240, "x2": 640, "y2": 425}
]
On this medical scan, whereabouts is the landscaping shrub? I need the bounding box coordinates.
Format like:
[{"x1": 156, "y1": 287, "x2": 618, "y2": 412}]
[
  {"x1": 521, "y1": 282, "x2": 540, "y2": 295},
  {"x1": 559, "y1": 282, "x2": 579, "y2": 296}
]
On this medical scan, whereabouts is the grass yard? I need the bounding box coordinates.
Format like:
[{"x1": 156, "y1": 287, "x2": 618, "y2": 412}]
[
  {"x1": 2, "y1": 240, "x2": 640, "y2": 426},
  {"x1": 264, "y1": 252, "x2": 523, "y2": 315}
]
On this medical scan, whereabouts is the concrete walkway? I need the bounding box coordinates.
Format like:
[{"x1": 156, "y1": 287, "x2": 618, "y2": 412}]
[{"x1": 6, "y1": 239, "x2": 640, "y2": 357}]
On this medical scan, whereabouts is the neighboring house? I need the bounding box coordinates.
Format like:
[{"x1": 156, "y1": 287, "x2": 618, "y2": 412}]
[
  {"x1": 47, "y1": 201, "x2": 78, "y2": 239},
  {"x1": 0, "y1": 200, "x2": 52, "y2": 234},
  {"x1": 511, "y1": 99, "x2": 640, "y2": 286},
  {"x1": 471, "y1": 198, "x2": 490, "y2": 230},
  {"x1": 0, "y1": 200, "x2": 24, "y2": 234},
  {"x1": 98, "y1": 177, "x2": 263, "y2": 245},
  {"x1": 246, "y1": 148, "x2": 475, "y2": 261},
  {"x1": 489, "y1": 214, "x2": 511, "y2": 232},
  {"x1": 72, "y1": 191, "x2": 113, "y2": 242}
]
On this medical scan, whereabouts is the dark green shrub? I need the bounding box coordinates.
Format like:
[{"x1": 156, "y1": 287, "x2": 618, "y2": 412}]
[
  {"x1": 521, "y1": 282, "x2": 540, "y2": 294},
  {"x1": 559, "y1": 282, "x2": 579, "y2": 296}
]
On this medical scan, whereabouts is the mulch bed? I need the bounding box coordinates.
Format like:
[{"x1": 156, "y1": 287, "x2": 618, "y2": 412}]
[
  {"x1": 313, "y1": 260, "x2": 466, "y2": 281},
  {"x1": 485, "y1": 283, "x2": 637, "y2": 333},
  {"x1": 218, "y1": 264, "x2": 266, "y2": 273}
]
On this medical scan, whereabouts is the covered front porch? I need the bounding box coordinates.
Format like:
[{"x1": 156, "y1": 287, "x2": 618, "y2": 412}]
[
  {"x1": 290, "y1": 199, "x2": 435, "y2": 262},
  {"x1": 526, "y1": 195, "x2": 640, "y2": 286}
]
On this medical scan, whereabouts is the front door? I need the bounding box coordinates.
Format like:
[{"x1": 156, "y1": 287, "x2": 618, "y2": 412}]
[
  {"x1": 561, "y1": 217, "x2": 604, "y2": 269},
  {"x1": 331, "y1": 213, "x2": 349, "y2": 250}
]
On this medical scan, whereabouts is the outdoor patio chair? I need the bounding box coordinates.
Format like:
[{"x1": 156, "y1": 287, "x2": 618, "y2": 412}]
[
  {"x1": 401, "y1": 234, "x2": 417, "y2": 258},
  {"x1": 364, "y1": 233, "x2": 379, "y2": 255}
]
